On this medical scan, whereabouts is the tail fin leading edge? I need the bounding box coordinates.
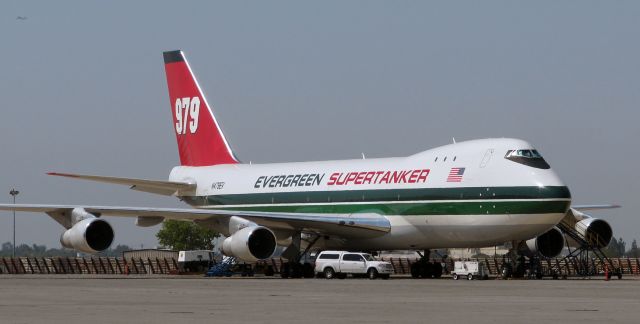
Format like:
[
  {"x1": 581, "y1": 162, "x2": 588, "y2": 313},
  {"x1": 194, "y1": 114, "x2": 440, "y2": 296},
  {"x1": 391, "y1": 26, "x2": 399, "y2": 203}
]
[{"x1": 163, "y1": 50, "x2": 239, "y2": 166}]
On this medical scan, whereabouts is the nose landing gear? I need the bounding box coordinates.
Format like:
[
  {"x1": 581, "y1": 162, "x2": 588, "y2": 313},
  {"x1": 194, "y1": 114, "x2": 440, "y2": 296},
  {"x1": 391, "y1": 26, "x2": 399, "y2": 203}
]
[{"x1": 410, "y1": 249, "x2": 445, "y2": 279}]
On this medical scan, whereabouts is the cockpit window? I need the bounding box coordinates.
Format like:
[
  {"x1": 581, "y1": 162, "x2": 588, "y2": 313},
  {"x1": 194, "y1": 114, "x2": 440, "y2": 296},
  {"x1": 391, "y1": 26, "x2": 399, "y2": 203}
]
[{"x1": 504, "y1": 149, "x2": 550, "y2": 169}]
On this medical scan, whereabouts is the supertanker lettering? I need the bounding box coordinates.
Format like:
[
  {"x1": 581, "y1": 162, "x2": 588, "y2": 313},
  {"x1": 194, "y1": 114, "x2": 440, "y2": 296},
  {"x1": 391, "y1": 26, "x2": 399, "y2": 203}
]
[
  {"x1": 254, "y1": 169, "x2": 429, "y2": 188},
  {"x1": 326, "y1": 169, "x2": 430, "y2": 186}
]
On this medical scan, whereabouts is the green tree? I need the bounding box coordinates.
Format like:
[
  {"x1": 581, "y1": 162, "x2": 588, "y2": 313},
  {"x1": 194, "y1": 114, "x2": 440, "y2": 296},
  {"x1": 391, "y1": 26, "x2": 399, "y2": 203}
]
[
  {"x1": 156, "y1": 220, "x2": 219, "y2": 250},
  {"x1": 603, "y1": 237, "x2": 622, "y2": 257},
  {"x1": 617, "y1": 237, "x2": 627, "y2": 256},
  {"x1": 626, "y1": 239, "x2": 639, "y2": 258}
]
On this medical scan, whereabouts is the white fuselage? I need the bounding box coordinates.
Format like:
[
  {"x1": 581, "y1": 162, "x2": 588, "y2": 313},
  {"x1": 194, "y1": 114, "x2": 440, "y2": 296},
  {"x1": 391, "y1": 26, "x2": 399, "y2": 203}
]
[{"x1": 169, "y1": 138, "x2": 571, "y2": 250}]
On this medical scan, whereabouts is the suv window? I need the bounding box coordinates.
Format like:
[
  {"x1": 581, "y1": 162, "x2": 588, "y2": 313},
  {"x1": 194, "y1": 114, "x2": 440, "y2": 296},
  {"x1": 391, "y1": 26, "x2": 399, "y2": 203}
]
[
  {"x1": 318, "y1": 253, "x2": 339, "y2": 260},
  {"x1": 343, "y1": 254, "x2": 364, "y2": 262}
]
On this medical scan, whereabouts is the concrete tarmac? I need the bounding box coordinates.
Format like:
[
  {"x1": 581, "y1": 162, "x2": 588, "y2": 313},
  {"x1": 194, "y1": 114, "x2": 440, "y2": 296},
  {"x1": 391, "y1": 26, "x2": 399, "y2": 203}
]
[{"x1": 0, "y1": 276, "x2": 638, "y2": 324}]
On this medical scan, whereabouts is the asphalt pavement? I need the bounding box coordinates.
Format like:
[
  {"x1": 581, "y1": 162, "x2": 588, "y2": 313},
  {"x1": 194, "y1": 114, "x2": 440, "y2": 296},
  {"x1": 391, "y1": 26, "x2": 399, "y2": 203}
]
[{"x1": 0, "y1": 275, "x2": 638, "y2": 323}]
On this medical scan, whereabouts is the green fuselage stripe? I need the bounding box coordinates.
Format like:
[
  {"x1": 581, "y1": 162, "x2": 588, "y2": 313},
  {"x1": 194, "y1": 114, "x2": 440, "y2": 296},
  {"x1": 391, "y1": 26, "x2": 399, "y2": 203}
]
[
  {"x1": 207, "y1": 200, "x2": 571, "y2": 216},
  {"x1": 184, "y1": 186, "x2": 571, "y2": 215}
]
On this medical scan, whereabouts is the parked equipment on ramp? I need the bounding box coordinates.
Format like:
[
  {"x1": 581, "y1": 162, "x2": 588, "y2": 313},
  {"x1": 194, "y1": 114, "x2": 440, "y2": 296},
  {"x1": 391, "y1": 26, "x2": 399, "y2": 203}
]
[{"x1": 452, "y1": 261, "x2": 489, "y2": 280}]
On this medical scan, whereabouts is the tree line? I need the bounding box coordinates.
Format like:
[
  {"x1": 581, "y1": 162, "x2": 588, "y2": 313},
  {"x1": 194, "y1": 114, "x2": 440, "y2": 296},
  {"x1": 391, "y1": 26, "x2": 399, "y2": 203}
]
[{"x1": 602, "y1": 237, "x2": 640, "y2": 258}]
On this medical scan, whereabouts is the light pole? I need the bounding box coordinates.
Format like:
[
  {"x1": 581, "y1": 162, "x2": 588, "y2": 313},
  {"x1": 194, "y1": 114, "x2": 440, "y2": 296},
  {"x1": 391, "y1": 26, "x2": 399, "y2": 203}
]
[{"x1": 10, "y1": 189, "x2": 19, "y2": 258}]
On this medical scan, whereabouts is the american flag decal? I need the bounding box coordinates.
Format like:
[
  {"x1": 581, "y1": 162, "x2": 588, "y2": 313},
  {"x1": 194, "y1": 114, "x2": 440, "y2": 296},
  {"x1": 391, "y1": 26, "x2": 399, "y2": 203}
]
[{"x1": 447, "y1": 167, "x2": 465, "y2": 182}]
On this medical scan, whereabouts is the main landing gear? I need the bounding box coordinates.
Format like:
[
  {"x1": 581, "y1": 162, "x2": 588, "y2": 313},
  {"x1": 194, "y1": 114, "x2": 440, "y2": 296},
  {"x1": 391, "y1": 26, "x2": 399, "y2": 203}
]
[
  {"x1": 410, "y1": 250, "x2": 444, "y2": 279},
  {"x1": 280, "y1": 232, "x2": 320, "y2": 279},
  {"x1": 499, "y1": 254, "x2": 545, "y2": 280}
]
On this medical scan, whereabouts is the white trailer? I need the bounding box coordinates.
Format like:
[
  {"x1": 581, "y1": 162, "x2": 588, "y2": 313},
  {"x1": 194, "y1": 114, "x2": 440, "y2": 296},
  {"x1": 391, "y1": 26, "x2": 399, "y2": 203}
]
[{"x1": 451, "y1": 261, "x2": 489, "y2": 280}]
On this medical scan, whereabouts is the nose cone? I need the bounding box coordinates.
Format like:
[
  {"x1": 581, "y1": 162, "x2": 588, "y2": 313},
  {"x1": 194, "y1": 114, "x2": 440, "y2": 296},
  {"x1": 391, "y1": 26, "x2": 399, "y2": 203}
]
[{"x1": 531, "y1": 166, "x2": 566, "y2": 188}]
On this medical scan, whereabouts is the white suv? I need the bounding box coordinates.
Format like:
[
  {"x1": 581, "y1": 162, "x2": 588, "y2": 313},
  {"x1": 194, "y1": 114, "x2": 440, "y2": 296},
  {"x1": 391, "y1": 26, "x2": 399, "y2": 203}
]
[{"x1": 314, "y1": 251, "x2": 394, "y2": 279}]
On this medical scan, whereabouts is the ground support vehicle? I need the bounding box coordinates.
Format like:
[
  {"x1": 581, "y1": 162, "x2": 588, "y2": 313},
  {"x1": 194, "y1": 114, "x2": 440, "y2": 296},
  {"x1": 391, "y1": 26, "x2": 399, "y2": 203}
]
[
  {"x1": 451, "y1": 261, "x2": 489, "y2": 280},
  {"x1": 178, "y1": 250, "x2": 216, "y2": 273},
  {"x1": 314, "y1": 251, "x2": 394, "y2": 279}
]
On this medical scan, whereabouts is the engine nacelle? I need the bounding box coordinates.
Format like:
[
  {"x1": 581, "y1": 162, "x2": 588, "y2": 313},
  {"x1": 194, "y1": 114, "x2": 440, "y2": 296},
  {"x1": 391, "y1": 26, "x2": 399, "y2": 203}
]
[
  {"x1": 60, "y1": 218, "x2": 114, "y2": 253},
  {"x1": 575, "y1": 217, "x2": 612, "y2": 248},
  {"x1": 222, "y1": 226, "x2": 277, "y2": 262},
  {"x1": 520, "y1": 227, "x2": 565, "y2": 258}
]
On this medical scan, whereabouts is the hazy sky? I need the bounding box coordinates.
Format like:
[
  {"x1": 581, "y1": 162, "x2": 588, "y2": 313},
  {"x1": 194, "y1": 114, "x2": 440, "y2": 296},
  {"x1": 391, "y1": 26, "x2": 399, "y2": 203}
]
[{"x1": 1, "y1": 1, "x2": 638, "y2": 249}]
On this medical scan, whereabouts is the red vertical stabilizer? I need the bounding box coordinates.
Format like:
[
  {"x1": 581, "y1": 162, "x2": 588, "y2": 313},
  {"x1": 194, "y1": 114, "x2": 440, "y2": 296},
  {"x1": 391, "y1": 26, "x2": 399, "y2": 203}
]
[{"x1": 163, "y1": 50, "x2": 239, "y2": 166}]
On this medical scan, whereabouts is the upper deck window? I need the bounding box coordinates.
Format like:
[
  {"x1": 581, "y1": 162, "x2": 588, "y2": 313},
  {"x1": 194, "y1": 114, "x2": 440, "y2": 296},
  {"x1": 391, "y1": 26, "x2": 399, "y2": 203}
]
[{"x1": 504, "y1": 149, "x2": 550, "y2": 169}]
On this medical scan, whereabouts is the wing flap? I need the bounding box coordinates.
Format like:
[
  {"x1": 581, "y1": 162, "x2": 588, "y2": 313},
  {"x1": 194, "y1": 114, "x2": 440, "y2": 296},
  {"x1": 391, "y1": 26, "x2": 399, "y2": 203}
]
[{"x1": 47, "y1": 172, "x2": 196, "y2": 196}]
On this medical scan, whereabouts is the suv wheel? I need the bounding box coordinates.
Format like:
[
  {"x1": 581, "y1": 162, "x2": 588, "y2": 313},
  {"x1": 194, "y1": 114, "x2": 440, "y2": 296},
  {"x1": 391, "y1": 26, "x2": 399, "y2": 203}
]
[
  {"x1": 324, "y1": 267, "x2": 335, "y2": 279},
  {"x1": 368, "y1": 268, "x2": 378, "y2": 280},
  {"x1": 453, "y1": 273, "x2": 459, "y2": 280},
  {"x1": 467, "y1": 273, "x2": 473, "y2": 280}
]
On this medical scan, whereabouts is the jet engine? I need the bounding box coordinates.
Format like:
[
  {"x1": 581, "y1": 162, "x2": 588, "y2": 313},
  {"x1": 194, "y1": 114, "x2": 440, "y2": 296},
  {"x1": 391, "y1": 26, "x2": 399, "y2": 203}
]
[
  {"x1": 222, "y1": 226, "x2": 277, "y2": 262},
  {"x1": 60, "y1": 217, "x2": 114, "y2": 253},
  {"x1": 575, "y1": 217, "x2": 612, "y2": 248},
  {"x1": 519, "y1": 226, "x2": 565, "y2": 258}
]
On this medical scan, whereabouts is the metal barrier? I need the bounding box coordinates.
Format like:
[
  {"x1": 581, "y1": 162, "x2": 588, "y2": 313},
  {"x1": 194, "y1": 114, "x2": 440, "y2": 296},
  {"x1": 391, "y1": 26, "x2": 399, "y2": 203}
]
[
  {"x1": 1, "y1": 256, "x2": 639, "y2": 276},
  {"x1": 0, "y1": 257, "x2": 180, "y2": 275}
]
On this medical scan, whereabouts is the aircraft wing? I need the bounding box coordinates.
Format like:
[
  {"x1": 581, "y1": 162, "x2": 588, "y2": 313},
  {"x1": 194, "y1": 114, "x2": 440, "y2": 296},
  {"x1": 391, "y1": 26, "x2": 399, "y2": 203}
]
[
  {"x1": 0, "y1": 204, "x2": 390, "y2": 239},
  {"x1": 571, "y1": 204, "x2": 621, "y2": 211},
  {"x1": 47, "y1": 172, "x2": 196, "y2": 196}
]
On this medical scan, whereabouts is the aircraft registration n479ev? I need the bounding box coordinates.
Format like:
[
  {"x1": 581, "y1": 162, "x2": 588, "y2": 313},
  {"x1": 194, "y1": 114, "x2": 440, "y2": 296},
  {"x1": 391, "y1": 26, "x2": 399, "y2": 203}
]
[{"x1": 0, "y1": 50, "x2": 618, "y2": 274}]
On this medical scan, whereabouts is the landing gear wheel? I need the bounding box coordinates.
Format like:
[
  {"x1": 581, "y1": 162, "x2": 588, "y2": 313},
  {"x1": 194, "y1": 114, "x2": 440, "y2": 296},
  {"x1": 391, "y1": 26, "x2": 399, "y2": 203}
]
[
  {"x1": 264, "y1": 265, "x2": 275, "y2": 277},
  {"x1": 467, "y1": 273, "x2": 473, "y2": 280},
  {"x1": 368, "y1": 268, "x2": 378, "y2": 280},
  {"x1": 302, "y1": 263, "x2": 315, "y2": 278},
  {"x1": 280, "y1": 263, "x2": 290, "y2": 279},
  {"x1": 290, "y1": 263, "x2": 303, "y2": 278},
  {"x1": 500, "y1": 264, "x2": 512, "y2": 279},
  {"x1": 421, "y1": 262, "x2": 433, "y2": 278},
  {"x1": 432, "y1": 262, "x2": 443, "y2": 279},
  {"x1": 410, "y1": 263, "x2": 420, "y2": 278},
  {"x1": 323, "y1": 267, "x2": 335, "y2": 279},
  {"x1": 453, "y1": 273, "x2": 459, "y2": 280}
]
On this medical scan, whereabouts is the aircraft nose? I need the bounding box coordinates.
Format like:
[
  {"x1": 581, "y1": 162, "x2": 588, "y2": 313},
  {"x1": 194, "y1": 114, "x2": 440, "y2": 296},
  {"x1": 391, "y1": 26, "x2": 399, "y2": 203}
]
[{"x1": 525, "y1": 166, "x2": 572, "y2": 203}]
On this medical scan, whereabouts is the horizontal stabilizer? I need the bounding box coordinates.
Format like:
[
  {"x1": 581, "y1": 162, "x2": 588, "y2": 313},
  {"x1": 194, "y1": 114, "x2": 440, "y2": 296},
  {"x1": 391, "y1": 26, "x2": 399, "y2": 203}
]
[
  {"x1": 47, "y1": 172, "x2": 196, "y2": 196},
  {"x1": 571, "y1": 204, "x2": 621, "y2": 211}
]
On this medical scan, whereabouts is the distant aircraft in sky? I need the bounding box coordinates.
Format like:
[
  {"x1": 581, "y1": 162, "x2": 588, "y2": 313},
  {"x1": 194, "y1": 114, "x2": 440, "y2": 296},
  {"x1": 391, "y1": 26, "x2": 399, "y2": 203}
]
[
  {"x1": 0, "y1": 50, "x2": 619, "y2": 278},
  {"x1": 16, "y1": 16, "x2": 27, "y2": 20}
]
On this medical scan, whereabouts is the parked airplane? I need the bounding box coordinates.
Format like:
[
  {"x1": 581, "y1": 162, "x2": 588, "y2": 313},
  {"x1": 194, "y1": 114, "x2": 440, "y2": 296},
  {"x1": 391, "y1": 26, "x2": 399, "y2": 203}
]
[{"x1": 0, "y1": 50, "x2": 617, "y2": 278}]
